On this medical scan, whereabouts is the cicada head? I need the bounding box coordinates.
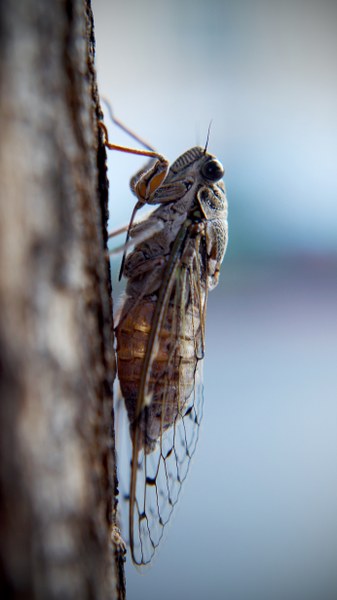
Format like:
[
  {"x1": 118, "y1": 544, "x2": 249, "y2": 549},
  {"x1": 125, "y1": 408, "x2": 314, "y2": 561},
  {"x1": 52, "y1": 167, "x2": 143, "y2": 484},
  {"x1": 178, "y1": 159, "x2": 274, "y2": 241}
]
[{"x1": 169, "y1": 146, "x2": 224, "y2": 185}]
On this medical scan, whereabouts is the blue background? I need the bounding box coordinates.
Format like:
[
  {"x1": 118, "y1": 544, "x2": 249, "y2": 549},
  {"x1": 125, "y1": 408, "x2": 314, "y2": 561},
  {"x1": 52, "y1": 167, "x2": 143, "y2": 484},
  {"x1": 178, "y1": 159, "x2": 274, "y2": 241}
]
[{"x1": 93, "y1": 1, "x2": 337, "y2": 598}]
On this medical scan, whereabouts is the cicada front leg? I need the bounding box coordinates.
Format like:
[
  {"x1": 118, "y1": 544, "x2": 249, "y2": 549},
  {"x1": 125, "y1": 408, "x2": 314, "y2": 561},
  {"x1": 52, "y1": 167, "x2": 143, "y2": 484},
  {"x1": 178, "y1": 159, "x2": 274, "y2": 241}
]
[
  {"x1": 99, "y1": 119, "x2": 170, "y2": 278},
  {"x1": 99, "y1": 119, "x2": 169, "y2": 209},
  {"x1": 130, "y1": 154, "x2": 169, "y2": 208}
]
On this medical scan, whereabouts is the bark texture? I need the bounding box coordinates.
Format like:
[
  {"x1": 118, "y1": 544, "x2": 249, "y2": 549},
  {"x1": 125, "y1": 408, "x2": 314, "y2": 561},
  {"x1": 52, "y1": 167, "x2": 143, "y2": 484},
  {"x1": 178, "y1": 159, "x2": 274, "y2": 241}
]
[{"x1": 0, "y1": 0, "x2": 125, "y2": 598}]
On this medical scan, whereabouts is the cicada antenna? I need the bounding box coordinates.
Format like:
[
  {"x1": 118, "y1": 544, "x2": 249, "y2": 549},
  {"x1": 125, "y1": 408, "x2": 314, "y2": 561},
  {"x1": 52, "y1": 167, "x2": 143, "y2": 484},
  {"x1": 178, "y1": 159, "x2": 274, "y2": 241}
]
[{"x1": 203, "y1": 120, "x2": 213, "y2": 154}]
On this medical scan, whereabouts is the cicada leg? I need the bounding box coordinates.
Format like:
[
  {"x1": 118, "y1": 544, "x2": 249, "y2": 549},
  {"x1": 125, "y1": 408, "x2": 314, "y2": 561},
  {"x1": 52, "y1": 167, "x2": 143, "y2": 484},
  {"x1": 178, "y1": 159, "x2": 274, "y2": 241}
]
[
  {"x1": 102, "y1": 98, "x2": 156, "y2": 152},
  {"x1": 99, "y1": 120, "x2": 169, "y2": 206},
  {"x1": 99, "y1": 119, "x2": 170, "y2": 278},
  {"x1": 108, "y1": 224, "x2": 129, "y2": 239}
]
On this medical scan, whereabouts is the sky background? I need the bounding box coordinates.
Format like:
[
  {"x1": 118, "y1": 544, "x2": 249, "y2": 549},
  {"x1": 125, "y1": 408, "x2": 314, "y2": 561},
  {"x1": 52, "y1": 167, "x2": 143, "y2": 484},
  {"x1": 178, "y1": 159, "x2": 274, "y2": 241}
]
[{"x1": 92, "y1": 1, "x2": 337, "y2": 598}]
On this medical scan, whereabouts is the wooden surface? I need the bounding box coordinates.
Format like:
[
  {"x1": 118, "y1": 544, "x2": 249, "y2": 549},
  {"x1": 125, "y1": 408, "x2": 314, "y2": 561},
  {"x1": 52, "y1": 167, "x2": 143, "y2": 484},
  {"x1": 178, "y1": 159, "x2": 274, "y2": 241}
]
[{"x1": 0, "y1": 1, "x2": 125, "y2": 597}]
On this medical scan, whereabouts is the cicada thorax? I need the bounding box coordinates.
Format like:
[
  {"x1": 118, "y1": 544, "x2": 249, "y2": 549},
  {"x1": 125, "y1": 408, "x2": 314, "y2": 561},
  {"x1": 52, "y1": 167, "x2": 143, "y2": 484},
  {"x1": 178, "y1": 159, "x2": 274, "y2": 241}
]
[{"x1": 116, "y1": 241, "x2": 206, "y2": 455}]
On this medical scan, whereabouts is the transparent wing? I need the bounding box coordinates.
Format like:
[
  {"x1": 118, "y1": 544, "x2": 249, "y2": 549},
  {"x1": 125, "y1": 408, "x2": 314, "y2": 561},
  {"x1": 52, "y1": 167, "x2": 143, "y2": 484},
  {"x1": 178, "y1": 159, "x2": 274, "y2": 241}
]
[
  {"x1": 117, "y1": 229, "x2": 209, "y2": 565},
  {"x1": 130, "y1": 361, "x2": 204, "y2": 565}
]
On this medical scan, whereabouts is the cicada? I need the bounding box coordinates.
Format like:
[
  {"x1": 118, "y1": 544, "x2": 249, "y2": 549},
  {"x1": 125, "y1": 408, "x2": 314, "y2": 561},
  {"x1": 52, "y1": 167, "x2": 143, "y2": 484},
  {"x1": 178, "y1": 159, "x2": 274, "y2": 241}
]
[{"x1": 101, "y1": 116, "x2": 228, "y2": 565}]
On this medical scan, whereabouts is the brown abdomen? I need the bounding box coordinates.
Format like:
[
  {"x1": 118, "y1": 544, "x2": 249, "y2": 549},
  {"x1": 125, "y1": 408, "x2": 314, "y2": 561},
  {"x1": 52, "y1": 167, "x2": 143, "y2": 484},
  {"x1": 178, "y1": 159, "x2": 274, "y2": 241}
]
[{"x1": 116, "y1": 297, "x2": 200, "y2": 453}]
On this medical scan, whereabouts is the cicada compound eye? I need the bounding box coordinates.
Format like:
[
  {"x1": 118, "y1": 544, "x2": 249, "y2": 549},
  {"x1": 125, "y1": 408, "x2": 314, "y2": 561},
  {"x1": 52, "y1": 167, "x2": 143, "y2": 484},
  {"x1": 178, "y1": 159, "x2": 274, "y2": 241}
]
[{"x1": 201, "y1": 158, "x2": 224, "y2": 182}]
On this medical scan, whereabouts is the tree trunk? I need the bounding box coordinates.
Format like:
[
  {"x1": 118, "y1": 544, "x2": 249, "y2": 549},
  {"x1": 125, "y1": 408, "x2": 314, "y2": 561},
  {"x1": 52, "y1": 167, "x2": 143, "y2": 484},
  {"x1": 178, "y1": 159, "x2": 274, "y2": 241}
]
[{"x1": 0, "y1": 1, "x2": 125, "y2": 598}]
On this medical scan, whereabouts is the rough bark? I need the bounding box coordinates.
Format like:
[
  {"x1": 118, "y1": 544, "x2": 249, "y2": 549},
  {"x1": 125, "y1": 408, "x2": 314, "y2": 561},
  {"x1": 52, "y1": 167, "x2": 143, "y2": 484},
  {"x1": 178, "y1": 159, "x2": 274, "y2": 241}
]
[{"x1": 0, "y1": 1, "x2": 125, "y2": 598}]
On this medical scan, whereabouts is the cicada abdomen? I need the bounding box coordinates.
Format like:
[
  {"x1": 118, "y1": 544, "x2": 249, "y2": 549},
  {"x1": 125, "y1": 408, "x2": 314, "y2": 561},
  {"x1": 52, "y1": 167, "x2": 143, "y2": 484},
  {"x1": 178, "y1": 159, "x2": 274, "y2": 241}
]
[
  {"x1": 117, "y1": 296, "x2": 199, "y2": 453},
  {"x1": 113, "y1": 142, "x2": 228, "y2": 565}
]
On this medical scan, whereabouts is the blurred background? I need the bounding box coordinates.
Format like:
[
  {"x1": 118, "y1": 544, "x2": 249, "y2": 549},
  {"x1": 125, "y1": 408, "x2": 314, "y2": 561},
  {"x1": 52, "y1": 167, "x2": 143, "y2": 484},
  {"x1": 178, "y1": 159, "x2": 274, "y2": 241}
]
[{"x1": 93, "y1": 1, "x2": 337, "y2": 599}]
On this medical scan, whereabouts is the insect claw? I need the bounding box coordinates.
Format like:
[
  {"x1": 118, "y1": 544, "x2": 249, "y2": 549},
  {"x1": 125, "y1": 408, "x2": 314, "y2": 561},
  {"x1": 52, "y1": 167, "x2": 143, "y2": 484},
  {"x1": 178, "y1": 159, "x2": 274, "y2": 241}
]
[
  {"x1": 144, "y1": 392, "x2": 153, "y2": 407},
  {"x1": 110, "y1": 524, "x2": 127, "y2": 555}
]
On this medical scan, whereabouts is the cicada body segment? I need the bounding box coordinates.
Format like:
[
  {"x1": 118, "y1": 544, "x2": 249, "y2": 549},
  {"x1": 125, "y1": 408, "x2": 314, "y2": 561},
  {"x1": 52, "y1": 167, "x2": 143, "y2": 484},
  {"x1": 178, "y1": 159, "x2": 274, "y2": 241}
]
[
  {"x1": 114, "y1": 143, "x2": 228, "y2": 565},
  {"x1": 117, "y1": 296, "x2": 199, "y2": 452}
]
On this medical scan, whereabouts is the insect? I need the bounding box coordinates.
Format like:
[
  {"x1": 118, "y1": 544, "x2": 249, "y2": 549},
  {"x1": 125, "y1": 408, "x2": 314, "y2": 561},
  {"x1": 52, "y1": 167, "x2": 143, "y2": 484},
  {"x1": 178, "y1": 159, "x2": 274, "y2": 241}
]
[{"x1": 101, "y1": 114, "x2": 228, "y2": 565}]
